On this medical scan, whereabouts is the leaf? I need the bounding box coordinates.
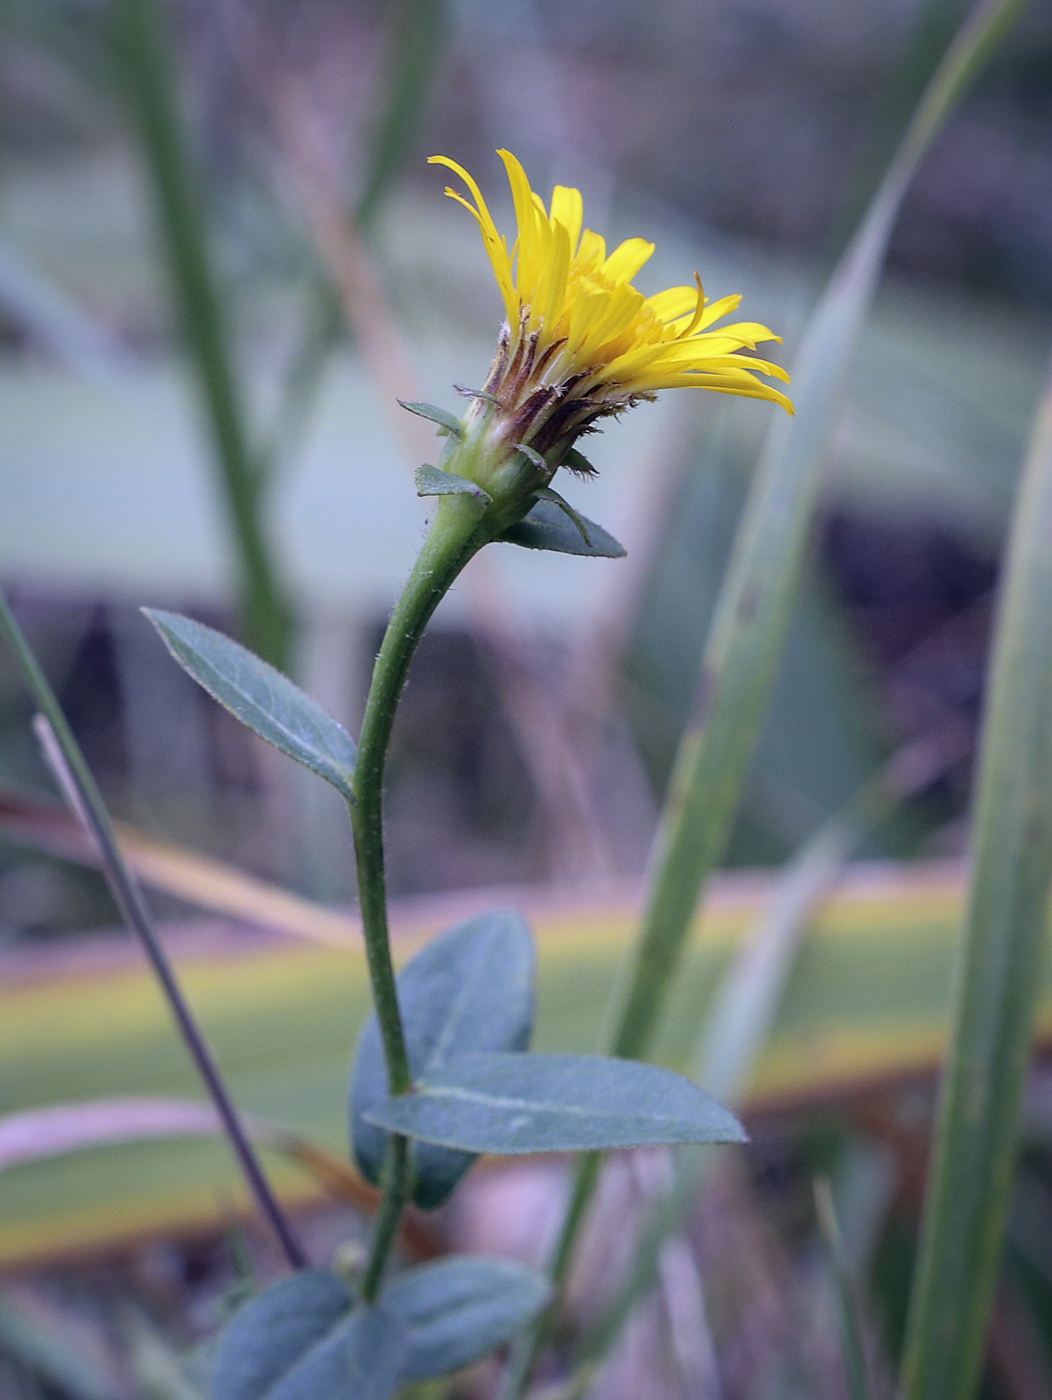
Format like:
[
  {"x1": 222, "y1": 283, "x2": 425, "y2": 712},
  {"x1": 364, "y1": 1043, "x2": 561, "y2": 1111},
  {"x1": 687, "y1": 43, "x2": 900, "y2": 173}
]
[
  {"x1": 498, "y1": 498, "x2": 625, "y2": 559},
  {"x1": 144, "y1": 610, "x2": 357, "y2": 803},
  {"x1": 211, "y1": 1272, "x2": 347, "y2": 1400},
  {"x1": 384, "y1": 1257, "x2": 551, "y2": 1381},
  {"x1": 414, "y1": 464, "x2": 491, "y2": 504},
  {"x1": 561, "y1": 446, "x2": 597, "y2": 476},
  {"x1": 352, "y1": 910, "x2": 535, "y2": 1207},
  {"x1": 397, "y1": 400, "x2": 463, "y2": 437},
  {"x1": 262, "y1": 1309, "x2": 403, "y2": 1400},
  {"x1": 514, "y1": 443, "x2": 547, "y2": 472},
  {"x1": 210, "y1": 1272, "x2": 404, "y2": 1400},
  {"x1": 533, "y1": 486, "x2": 593, "y2": 547},
  {"x1": 366, "y1": 1052, "x2": 745, "y2": 1154}
]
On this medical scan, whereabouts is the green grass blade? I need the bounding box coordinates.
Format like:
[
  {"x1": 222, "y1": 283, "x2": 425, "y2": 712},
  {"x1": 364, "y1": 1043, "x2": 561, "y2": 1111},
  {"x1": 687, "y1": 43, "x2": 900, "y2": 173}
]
[
  {"x1": 499, "y1": 7, "x2": 1027, "y2": 1391},
  {"x1": 901, "y1": 357, "x2": 1052, "y2": 1400},
  {"x1": 355, "y1": 0, "x2": 446, "y2": 234},
  {"x1": 814, "y1": 1178, "x2": 875, "y2": 1400},
  {"x1": 110, "y1": 0, "x2": 292, "y2": 668},
  {"x1": 609, "y1": 0, "x2": 1027, "y2": 1065}
]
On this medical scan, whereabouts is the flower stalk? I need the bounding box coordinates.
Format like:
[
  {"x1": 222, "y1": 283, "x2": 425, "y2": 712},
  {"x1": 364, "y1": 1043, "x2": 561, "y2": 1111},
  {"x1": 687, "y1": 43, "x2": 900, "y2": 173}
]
[{"x1": 349, "y1": 488, "x2": 503, "y2": 1297}]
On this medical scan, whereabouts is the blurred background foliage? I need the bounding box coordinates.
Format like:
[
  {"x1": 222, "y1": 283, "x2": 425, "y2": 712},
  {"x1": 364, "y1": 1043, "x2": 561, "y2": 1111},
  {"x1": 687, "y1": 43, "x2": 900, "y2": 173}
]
[
  {"x1": 2, "y1": 0, "x2": 1052, "y2": 1397},
  {"x1": 0, "y1": 0, "x2": 1050, "y2": 919}
]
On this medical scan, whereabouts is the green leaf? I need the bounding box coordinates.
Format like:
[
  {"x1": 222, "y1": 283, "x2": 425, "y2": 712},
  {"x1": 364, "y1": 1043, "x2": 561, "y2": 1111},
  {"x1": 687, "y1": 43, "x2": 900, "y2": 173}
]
[
  {"x1": 414, "y1": 464, "x2": 491, "y2": 504},
  {"x1": 210, "y1": 1272, "x2": 405, "y2": 1400},
  {"x1": 144, "y1": 611, "x2": 357, "y2": 803},
  {"x1": 365, "y1": 1052, "x2": 745, "y2": 1153},
  {"x1": 514, "y1": 443, "x2": 547, "y2": 472},
  {"x1": 533, "y1": 486, "x2": 593, "y2": 547},
  {"x1": 561, "y1": 446, "x2": 597, "y2": 476},
  {"x1": 351, "y1": 910, "x2": 536, "y2": 1207},
  {"x1": 385, "y1": 1257, "x2": 551, "y2": 1381},
  {"x1": 454, "y1": 384, "x2": 499, "y2": 404},
  {"x1": 398, "y1": 400, "x2": 463, "y2": 437},
  {"x1": 498, "y1": 499, "x2": 625, "y2": 559}
]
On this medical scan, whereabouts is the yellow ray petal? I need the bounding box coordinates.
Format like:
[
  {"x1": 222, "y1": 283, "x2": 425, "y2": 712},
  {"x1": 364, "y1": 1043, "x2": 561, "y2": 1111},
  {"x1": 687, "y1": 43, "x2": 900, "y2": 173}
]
[
  {"x1": 603, "y1": 237, "x2": 655, "y2": 285},
  {"x1": 550, "y1": 185, "x2": 583, "y2": 253},
  {"x1": 430, "y1": 155, "x2": 517, "y2": 321},
  {"x1": 644, "y1": 286, "x2": 699, "y2": 322}
]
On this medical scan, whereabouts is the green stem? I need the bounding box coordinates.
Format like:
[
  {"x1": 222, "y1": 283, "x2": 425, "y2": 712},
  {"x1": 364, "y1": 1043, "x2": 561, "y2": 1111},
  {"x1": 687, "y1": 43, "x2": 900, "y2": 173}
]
[
  {"x1": 350, "y1": 493, "x2": 488, "y2": 1298},
  {"x1": 0, "y1": 591, "x2": 307, "y2": 1270}
]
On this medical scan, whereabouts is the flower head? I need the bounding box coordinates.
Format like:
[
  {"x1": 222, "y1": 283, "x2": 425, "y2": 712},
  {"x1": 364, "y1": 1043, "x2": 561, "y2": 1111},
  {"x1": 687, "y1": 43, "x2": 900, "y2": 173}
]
[{"x1": 430, "y1": 149, "x2": 792, "y2": 476}]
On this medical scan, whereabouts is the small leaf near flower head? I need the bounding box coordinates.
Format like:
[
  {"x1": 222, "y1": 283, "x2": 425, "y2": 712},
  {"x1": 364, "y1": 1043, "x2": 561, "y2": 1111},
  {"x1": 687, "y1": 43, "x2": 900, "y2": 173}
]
[
  {"x1": 397, "y1": 400, "x2": 463, "y2": 438},
  {"x1": 514, "y1": 443, "x2": 547, "y2": 473},
  {"x1": 499, "y1": 498, "x2": 625, "y2": 558},
  {"x1": 562, "y1": 446, "x2": 598, "y2": 477},
  {"x1": 454, "y1": 385, "x2": 500, "y2": 404},
  {"x1": 533, "y1": 486, "x2": 593, "y2": 547},
  {"x1": 415, "y1": 465, "x2": 492, "y2": 504},
  {"x1": 351, "y1": 909, "x2": 535, "y2": 1208}
]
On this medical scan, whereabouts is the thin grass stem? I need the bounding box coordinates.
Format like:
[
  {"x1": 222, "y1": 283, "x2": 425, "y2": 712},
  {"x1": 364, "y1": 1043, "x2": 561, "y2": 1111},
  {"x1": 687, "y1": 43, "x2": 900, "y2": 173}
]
[{"x1": 0, "y1": 591, "x2": 307, "y2": 1271}]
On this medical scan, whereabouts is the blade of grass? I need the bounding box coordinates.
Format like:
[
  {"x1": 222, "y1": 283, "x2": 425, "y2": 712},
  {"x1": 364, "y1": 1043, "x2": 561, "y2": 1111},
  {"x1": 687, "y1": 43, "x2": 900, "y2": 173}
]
[
  {"x1": 568, "y1": 758, "x2": 904, "y2": 1377},
  {"x1": 609, "y1": 0, "x2": 1027, "y2": 1068},
  {"x1": 109, "y1": 0, "x2": 292, "y2": 668},
  {"x1": 0, "y1": 1294, "x2": 118, "y2": 1400},
  {"x1": 814, "y1": 1177, "x2": 875, "y2": 1400},
  {"x1": 499, "y1": 4, "x2": 1025, "y2": 1392},
  {"x1": 355, "y1": 0, "x2": 447, "y2": 235},
  {"x1": 0, "y1": 780, "x2": 359, "y2": 946},
  {"x1": 0, "y1": 591, "x2": 307, "y2": 1270},
  {"x1": 901, "y1": 354, "x2": 1052, "y2": 1400}
]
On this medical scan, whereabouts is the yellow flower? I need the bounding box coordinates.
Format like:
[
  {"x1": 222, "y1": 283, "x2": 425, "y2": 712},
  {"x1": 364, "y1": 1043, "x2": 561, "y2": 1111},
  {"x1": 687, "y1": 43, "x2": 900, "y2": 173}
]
[{"x1": 429, "y1": 149, "x2": 794, "y2": 453}]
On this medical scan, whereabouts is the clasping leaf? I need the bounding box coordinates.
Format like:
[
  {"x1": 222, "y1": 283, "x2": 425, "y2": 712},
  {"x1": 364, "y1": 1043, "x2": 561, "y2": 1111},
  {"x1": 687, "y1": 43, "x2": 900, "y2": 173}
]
[{"x1": 351, "y1": 909, "x2": 535, "y2": 1207}]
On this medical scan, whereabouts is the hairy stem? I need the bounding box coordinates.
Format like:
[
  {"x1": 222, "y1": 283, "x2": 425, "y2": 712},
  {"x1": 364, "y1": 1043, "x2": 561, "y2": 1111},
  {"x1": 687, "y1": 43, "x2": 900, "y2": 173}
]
[{"x1": 351, "y1": 493, "x2": 488, "y2": 1298}]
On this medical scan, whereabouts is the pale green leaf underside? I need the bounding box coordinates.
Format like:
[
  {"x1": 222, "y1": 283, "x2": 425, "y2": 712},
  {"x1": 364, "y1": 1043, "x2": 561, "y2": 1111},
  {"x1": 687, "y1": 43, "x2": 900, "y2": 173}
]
[
  {"x1": 499, "y1": 499, "x2": 625, "y2": 558},
  {"x1": 144, "y1": 610, "x2": 357, "y2": 803},
  {"x1": 365, "y1": 1052, "x2": 745, "y2": 1153},
  {"x1": 398, "y1": 400, "x2": 463, "y2": 436},
  {"x1": 414, "y1": 464, "x2": 491, "y2": 503}
]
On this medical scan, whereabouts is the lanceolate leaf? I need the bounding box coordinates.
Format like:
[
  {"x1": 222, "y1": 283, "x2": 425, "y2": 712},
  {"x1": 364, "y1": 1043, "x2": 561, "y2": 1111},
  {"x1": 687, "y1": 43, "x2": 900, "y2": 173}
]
[
  {"x1": 352, "y1": 910, "x2": 536, "y2": 1207},
  {"x1": 384, "y1": 1257, "x2": 551, "y2": 1381},
  {"x1": 533, "y1": 486, "x2": 593, "y2": 546},
  {"x1": 366, "y1": 1052, "x2": 745, "y2": 1154},
  {"x1": 414, "y1": 464, "x2": 491, "y2": 503},
  {"x1": 397, "y1": 400, "x2": 463, "y2": 436},
  {"x1": 499, "y1": 498, "x2": 625, "y2": 558},
  {"x1": 144, "y1": 611, "x2": 357, "y2": 803}
]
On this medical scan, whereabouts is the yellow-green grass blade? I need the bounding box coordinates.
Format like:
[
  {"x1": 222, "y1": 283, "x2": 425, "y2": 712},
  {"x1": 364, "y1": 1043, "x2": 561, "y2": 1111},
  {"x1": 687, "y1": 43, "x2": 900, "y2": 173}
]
[
  {"x1": 2, "y1": 863, "x2": 1050, "y2": 1269},
  {"x1": 902, "y1": 358, "x2": 1052, "y2": 1400},
  {"x1": 609, "y1": 0, "x2": 1028, "y2": 1064}
]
